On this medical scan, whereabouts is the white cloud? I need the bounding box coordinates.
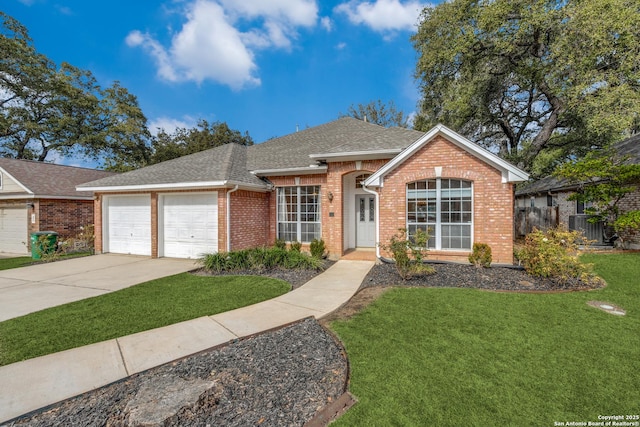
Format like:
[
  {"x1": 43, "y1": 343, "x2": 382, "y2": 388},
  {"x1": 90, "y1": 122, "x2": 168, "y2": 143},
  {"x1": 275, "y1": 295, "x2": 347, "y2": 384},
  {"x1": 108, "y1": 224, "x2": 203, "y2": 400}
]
[
  {"x1": 320, "y1": 16, "x2": 333, "y2": 31},
  {"x1": 336, "y1": 42, "x2": 347, "y2": 50},
  {"x1": 335, "y1": 0, "x2": 427, "y2": 32},
  {"x1": 148, "y1": 116, "x2": 197, "y2": 136},
  {"x1": 126, "y1": 0, "x2": 320, "y2": 89}
]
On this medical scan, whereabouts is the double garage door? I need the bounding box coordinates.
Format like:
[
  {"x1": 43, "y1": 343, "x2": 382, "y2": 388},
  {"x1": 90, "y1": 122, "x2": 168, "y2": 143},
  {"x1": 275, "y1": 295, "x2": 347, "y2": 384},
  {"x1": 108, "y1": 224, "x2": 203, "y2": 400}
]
[
  {"x1": 0, "y1": 206, "x2": 28, "y2": 254},
  {"x1": 105, "y1": 193, "x2": 218, "y2": 258}
]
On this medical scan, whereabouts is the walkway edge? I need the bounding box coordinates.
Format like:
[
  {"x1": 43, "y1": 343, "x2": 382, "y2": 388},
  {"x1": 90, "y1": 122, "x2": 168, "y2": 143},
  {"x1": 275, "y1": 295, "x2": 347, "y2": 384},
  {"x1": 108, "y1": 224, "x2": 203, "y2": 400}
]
[{"x1": 0, "y1": 260, "x2": 374, "y2": 424}]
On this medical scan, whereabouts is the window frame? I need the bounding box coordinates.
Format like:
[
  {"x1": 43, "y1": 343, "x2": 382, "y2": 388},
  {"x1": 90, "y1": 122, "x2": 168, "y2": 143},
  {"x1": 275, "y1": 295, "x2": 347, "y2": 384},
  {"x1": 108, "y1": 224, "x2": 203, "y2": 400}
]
[
  {"x1": 276, "y1": 185, "x2": 321, "y2": 243},
  {"x1": 406, "y1": 178, "x2": 473, "y2": 251}
]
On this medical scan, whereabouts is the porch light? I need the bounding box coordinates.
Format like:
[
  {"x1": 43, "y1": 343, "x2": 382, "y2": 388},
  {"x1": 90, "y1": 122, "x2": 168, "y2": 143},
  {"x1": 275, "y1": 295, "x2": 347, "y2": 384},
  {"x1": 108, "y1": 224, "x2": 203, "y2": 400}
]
[{"x1": 327, "y1": 191, "x2": 334, "y2": 202}]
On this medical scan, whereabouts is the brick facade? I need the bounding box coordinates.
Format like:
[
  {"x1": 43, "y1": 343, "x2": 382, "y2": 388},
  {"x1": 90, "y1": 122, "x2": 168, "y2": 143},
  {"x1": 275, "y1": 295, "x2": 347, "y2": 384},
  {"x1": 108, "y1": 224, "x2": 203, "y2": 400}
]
[
  {"x1": 378, "y1": 136, "x2": 516, "y2": 264},
  {"x1": 229, "y1": 190, "x2": 270, "y2": 250}
]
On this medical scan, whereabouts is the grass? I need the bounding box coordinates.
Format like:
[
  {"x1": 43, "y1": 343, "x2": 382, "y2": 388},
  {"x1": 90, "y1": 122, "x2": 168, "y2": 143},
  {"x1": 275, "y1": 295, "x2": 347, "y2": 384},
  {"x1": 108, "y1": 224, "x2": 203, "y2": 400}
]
[
  {"x1": 330, "y1": 252, "x2": 640, "y2": 426},
  {"x1": 0, "y1": 273, "x2": 289, "y2": 366},
  {"x1": 0, "y1": 256, "x2": 33, "y2": 271},
  {"x1": 0, "y1": 252, "x2": 92, "y2": 271}
]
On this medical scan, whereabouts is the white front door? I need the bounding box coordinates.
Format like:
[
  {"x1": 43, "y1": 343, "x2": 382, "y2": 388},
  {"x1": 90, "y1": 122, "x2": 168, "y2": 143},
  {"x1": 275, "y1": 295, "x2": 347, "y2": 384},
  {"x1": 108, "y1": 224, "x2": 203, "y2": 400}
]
[
  {"x1": 105, "y1": 195, "x2": 151, "y2": 256},
  {"x1": 356, "y1": 195, "x2": 376, "y2": 247},
  {"x1": 162, "y1": 193, "x2": 218, "y2": 259}
]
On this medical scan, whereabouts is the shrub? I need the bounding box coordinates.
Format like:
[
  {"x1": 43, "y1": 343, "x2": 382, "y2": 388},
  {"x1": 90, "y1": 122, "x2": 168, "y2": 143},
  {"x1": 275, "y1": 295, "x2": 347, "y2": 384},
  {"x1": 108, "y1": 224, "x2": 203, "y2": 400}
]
[
  {"x1": 199, "y1": 246, "x2": 323, "y2": 273},
  {"x1": 469, "y1": 243, "x2": 492, "y2": 268},
  {"x1": 310, "y1": 238, "x2": 326, "y2": 259},
  {"x1": 289, "y1": 241, "x2": 302, "y2": 252},
  {"x1": 518, "y1": 227, "x2": 598, "y2": 283},
  {"x1": 380, "y1": 228, "x2": 435, "y2": 280},
  {"x1": 274, "y1": 239, "x2": 286, "y2": 250}
]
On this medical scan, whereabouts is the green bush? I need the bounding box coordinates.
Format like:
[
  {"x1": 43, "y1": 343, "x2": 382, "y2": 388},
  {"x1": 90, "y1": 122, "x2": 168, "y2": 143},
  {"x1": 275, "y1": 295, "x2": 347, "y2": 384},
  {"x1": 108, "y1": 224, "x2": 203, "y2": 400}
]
[
  {"x1": 274, "y1": 239, "x2": 286, "y2": 250},
  {"x1": 518, "y1": 227, "x2": 598, "y2": 283},
  {"x1": 380, "y1": 228, "x2": 435, "y2": 280},
  {"x1": 200, "y1": 246, "x2": 323, "y2": 273},
  {"x1": 289, "y1": 241, "x2": 302, "y2": 252},
  {"x1": 469, "y1": 243, "x2": 492, "y2": 268},
  {"x1": 310, "y1": 238, "x2": 326, "y2": 259}
]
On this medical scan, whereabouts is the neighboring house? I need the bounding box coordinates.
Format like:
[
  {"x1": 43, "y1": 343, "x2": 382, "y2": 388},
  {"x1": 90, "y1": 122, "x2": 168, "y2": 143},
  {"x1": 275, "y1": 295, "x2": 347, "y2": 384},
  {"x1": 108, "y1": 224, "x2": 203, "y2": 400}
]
[
  {"x1": 0, "y1": 158, "x2": 116, "y2": 254},
  {"x1": 78, "y1": 118, "x2": 529, "y2": 264},
  {"x1": 515, "y1": 133, "x2": 640, "y2": 248}
]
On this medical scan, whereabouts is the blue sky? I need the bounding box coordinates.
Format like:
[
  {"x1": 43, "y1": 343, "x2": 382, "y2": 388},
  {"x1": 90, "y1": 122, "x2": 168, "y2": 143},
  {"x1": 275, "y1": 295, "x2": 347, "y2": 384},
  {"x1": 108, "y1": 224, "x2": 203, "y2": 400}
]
[{"x1": 5, "y1": 0, "x2": 434, "y2": 164}]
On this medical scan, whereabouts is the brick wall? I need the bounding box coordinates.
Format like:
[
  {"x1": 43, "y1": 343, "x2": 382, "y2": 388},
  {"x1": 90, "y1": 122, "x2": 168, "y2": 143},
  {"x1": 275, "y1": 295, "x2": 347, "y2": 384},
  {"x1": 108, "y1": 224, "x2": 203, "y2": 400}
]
[
  {"x1": 617, "y1": 185, "x2": 640, "y2": 248},
  {"x1": 378, "y1": 136, "x2": 516, "y2": 264},
  {"x1": 229, "y1": 189, "x2": 270, "y2": 250},
  {"x1": 37, "y1": 199, "x2": 94, "y2": 240}
]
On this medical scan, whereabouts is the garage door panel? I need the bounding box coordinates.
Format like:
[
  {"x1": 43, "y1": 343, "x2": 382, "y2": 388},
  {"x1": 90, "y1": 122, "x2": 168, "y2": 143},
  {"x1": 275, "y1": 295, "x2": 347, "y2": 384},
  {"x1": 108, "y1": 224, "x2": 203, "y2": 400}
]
[
  {"x1": 106, "y1": 195, "x2": 151, "y2": 256},
  {"x1": 0, "y1": 207, "x2": 28, "y2": 254},
  {"x1": 162, "y1": 193, "x2": 217, "y2": 259}
]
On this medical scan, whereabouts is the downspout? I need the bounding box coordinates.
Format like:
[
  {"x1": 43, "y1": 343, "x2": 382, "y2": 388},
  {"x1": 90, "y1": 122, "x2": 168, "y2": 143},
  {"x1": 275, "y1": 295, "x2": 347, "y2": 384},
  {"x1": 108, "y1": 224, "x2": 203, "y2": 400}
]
[
  {"x1": 226, "y1": 185, "x2": 239, "y2": 252},
  {"x1": 361, "y1": 182, "x2": 381, "y2": 259}
]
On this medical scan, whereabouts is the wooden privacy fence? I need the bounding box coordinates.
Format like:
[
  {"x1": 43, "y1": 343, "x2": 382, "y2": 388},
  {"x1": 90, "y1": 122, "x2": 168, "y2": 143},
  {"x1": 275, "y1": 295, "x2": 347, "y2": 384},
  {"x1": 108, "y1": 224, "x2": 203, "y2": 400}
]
[{"x1": 514, "y1": 207, "x2": 559, "y2": 237}]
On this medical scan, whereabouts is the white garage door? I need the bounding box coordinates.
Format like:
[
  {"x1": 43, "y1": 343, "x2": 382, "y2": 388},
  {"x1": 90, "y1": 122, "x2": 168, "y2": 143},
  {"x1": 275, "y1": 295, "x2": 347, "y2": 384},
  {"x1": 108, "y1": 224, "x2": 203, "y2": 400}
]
[
  {"x1": 0, "y1": 206, "x2": 28, "y2": 254},
  {"x1": 106, "y1": 195, "x2": 151, "y2": 256},
  {"x1": 162, "y1": 193, "x2": 218, "y2": 259}
]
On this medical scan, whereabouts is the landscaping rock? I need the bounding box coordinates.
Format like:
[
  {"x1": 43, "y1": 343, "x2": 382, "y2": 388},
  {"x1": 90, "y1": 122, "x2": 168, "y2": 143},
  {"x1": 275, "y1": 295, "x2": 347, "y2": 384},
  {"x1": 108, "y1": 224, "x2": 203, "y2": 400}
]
[{"x1": 6, "y1": 318, "x2": 348, "y2": 427}]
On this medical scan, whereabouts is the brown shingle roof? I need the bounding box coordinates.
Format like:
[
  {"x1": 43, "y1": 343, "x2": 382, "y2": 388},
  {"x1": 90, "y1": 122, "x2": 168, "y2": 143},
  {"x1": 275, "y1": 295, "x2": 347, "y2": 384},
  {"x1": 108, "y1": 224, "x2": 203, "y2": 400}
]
[{"x1": 0, "y1": 158, "x2": 116, "y2": 198}]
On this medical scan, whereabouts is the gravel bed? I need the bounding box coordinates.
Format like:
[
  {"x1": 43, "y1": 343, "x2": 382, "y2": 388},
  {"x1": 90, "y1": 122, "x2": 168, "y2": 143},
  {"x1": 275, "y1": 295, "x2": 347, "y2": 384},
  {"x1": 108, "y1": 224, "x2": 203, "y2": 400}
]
[
  {"x1": 6, "y1": 318, "x2": 348, "y2": 427},
  {"x1": 361, "y1": 261, "x2": 605, "y2": 292}
]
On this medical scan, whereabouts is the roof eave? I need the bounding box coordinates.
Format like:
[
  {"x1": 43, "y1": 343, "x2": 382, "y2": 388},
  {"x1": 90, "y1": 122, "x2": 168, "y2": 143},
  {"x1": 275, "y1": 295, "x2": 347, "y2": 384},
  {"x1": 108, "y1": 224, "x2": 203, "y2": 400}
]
[
  {"x1": 309, "y1": 149, "x2": 402, "y2": 162},
  {"x1": 251, "y1": 165, "x2": 328, "y2": 177}
]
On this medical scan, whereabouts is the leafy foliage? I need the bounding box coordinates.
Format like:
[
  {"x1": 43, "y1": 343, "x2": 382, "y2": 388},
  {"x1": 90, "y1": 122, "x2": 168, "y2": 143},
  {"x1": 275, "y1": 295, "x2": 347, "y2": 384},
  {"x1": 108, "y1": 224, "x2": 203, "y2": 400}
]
[
  {"x1": 517, "y1": 227, "x2": 600, "y2": 284},
  {"x1": 289, "y1": 241, "x2": 302, "y2": 253},
  {"x1": 554, "y1": 146, "x2": 640, "y2": 237},
  {"x1": 381, "y1": 228, "x2": 435, "y2": 280},
  {"x1": 412, "y1": 0, "x2": 640, "y2": 174},
  {"x1": 199, "y1": 247, "x2": 323, "y2": 273},
  {"x1": 468, "y1": 243, "x2": 492, "y2": 268},
  {"x1": 0, "y1": 12, "x2": 151, "y2": 168},
  {"x1": 339, "y1": 99, "x2": 409, "y2": 128},
  {"x1": 148, "y1": 119, "x2": 253, "y2": 166},
  {"x1": 309, "y1": 238, "x2": 326, "y2": 259}
]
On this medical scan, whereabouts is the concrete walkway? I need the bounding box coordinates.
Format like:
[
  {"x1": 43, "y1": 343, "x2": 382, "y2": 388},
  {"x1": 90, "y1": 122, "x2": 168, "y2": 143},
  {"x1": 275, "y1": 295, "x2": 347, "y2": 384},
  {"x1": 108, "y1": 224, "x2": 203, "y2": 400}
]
[
  {"x1": 0, "y1": 254, "x2": 198, "y2": 322},
  {"x1": 0, "y1": 260, "x2": 374, "y2": 424}
]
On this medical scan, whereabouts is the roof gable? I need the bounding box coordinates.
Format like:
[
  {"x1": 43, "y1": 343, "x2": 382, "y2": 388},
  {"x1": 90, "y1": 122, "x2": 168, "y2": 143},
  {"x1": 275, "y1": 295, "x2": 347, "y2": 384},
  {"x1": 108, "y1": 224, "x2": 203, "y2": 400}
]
[
  {"x1": 364, "y1": 124, "x2": 529, "y2": 187},
  {"x1": 0, "y1": 158, "x2": 115, "y2": 199}
]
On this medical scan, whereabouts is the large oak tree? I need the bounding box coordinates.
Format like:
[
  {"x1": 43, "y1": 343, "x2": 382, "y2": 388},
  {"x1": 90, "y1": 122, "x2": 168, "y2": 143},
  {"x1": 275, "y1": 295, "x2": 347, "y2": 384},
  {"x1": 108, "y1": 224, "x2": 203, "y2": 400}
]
[
  {"x1": 0, "y1": 12, "x2": 151, "y2": 169},
  {"x1": 412, "y1": 0, "x2": 640, "y2": 175}
]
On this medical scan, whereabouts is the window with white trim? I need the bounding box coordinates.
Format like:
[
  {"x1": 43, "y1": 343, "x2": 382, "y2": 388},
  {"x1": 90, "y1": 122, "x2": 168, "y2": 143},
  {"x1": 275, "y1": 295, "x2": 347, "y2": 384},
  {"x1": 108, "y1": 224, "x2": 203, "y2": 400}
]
[
  {"x1": 407, "y1": 178, "x2": 473, "y2": 250},
  {"x1": 277, "y1": 186, "x2": 321, "y2": 242}
]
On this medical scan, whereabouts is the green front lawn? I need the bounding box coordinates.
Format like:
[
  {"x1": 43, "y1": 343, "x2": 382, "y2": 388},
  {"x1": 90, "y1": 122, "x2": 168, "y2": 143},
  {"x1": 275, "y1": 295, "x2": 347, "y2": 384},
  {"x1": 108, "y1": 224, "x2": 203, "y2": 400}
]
[
  {"x1": 0, "y1": 256, "x2": 33, "y2": 271},
  {"x1": 0, "y1": 273, "x2": 289, "y2": 366},
  {"x1": 331, "y1": 253, "x2": 640, "y2": 426}
]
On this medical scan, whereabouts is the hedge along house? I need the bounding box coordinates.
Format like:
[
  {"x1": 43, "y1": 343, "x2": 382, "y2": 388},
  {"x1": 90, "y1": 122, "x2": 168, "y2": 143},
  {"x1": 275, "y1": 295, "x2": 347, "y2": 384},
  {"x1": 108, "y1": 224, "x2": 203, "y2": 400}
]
[
  {"x1": 0, "y1": 158, "x2": 115, "y2": 254},
  {"x1": 78, "y1": 118, "x2": 529, "y2": 264}
]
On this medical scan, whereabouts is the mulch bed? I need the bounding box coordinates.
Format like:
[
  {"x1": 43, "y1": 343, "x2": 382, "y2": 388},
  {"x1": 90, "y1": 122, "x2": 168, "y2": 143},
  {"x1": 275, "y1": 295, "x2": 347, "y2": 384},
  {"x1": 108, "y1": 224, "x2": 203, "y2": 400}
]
[
  {"x1": 361, "y1": 261, "x2": 606, "y2": 292},
  {"x1": 6, "y1": 318, "x2": 348, "y2": 427},
  {"x1": 6, "y1": 260, "x2": 604, "y2": 426}
]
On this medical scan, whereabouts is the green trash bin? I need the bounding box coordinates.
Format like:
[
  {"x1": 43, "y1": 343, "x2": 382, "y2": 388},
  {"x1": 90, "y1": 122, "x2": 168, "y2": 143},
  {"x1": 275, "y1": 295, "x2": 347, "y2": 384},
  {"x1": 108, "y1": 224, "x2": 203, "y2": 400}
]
[{"x1": 30, "y1": 231, "x2": 59, "y2": 260}]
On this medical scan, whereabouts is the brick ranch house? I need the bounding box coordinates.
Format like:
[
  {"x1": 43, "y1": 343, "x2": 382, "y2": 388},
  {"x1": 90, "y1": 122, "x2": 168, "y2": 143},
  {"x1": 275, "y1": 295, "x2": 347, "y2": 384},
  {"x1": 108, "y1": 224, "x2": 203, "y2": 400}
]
[
  {"x1": 516, "y1": 133, "x2": 640, "y2": 249},
  {"x1": 0, "y1": 158, "x2": 115, "y2": 254},
  {"x1": 78, "y1": 118, "x2": 529, "y2": 264}
]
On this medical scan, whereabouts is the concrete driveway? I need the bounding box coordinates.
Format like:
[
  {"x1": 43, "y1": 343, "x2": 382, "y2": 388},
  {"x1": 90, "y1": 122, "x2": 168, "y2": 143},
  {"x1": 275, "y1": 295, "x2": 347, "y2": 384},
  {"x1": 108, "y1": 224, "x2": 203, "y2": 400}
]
[{"x1": 0, "y1": 254, "x2": 198, "y2": 322}]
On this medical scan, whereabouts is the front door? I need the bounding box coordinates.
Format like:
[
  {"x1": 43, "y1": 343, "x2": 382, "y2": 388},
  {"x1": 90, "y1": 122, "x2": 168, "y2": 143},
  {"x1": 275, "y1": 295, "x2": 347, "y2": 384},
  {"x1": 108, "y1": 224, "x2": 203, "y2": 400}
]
[{"x1": 356, "y1": 195, "x2": 376, "y2": 247}]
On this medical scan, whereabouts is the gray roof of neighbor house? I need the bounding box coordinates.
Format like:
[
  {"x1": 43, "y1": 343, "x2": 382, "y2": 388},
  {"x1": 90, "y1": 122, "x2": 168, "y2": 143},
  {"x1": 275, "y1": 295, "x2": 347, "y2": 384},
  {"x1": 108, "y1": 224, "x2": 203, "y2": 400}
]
[
  {"x1": 78, "y1": 143, "x2": 266, "y2": 190},
  {"x1": 0, "y1": 158, "x2": 115, "y2": 199},
  {"x1": 516, "y1": 133, "x2": 640, "y2": 196},
  {"x1": 79, "y1": 117, "x2": 428, "y2": 190}
]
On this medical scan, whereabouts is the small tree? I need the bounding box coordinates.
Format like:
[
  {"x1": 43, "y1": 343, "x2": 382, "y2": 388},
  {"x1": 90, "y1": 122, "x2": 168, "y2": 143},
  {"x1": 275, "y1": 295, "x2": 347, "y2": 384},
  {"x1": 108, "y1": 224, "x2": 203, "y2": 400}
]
[
  {"x1": 555, "y1": 147, "x2": 640, "y2": 243},
  {"x1": 381, "y1": 228, "x2": 434, "y2": 280}
]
